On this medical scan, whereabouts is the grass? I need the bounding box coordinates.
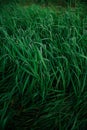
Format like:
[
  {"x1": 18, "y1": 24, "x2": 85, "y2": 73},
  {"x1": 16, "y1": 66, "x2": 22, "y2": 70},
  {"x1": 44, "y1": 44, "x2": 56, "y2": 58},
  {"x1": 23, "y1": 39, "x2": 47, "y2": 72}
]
[{"x1": 0, "y1": 3, "x2": 87, "y2": 130}]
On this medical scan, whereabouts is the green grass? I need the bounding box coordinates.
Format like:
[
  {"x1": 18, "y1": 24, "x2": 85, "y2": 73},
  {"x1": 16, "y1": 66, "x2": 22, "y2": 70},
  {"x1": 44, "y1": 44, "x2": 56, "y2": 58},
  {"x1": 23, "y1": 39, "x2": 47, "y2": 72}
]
[{"x1": 0, "y1": 3, "x2": 87, "y2": 130}]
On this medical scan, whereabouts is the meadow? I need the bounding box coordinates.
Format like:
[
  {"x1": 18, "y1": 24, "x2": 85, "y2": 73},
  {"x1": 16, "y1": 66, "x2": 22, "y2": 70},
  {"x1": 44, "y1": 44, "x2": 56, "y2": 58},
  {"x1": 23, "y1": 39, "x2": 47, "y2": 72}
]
[{"x1": 0, "y1": 1, "x2": 87, "y2": 130}]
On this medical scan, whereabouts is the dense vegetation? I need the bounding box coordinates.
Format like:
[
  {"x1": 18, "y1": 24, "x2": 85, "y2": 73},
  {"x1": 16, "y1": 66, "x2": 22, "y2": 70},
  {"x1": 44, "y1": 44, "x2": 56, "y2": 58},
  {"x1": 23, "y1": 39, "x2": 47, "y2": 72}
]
[
  {"x1": 0, "y1": 0, "x2": 87, "y2": 5},
  {"x1": 0, "y1": 1, "x2": 87, "y2": 130}
]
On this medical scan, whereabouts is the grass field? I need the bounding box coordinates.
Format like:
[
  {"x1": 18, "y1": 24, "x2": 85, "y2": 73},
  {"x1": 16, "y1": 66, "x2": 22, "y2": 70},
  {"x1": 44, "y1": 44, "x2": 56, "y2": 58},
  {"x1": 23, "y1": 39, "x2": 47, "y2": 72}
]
[{"x1": 0, "y1": 1, "x2": 87, "y2": 130}]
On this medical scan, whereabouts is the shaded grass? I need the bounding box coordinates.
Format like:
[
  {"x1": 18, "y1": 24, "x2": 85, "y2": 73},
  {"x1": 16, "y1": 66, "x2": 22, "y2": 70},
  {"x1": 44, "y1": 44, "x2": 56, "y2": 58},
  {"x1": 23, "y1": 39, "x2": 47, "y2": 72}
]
[{"x1": 0, "y1": 4, "x2": 87, "y2": 130}]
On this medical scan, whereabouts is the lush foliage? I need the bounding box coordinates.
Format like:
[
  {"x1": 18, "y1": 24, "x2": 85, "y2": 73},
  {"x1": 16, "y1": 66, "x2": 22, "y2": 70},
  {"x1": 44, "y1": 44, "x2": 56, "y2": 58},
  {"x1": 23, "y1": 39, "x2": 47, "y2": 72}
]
[
  {"x1": 0, "y1": 0, "x2": 84, "y2": 6},
  {"x1": 0, "y1": 3, "x2": 87, "y2": 130}
]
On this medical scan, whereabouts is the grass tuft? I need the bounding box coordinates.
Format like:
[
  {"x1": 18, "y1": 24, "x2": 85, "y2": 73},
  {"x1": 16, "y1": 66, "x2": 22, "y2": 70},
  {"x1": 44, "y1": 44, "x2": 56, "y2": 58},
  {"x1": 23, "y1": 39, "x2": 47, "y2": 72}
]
[{"x1": 0, "y1": 3, "x2": 87, "y2": 130}]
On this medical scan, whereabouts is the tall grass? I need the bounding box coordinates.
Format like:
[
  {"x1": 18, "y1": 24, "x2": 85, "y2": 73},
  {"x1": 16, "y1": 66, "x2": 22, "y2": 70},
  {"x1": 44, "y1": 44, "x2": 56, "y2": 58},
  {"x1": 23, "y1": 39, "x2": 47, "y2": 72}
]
[{"x1": 0, "y1": 4, "x2": 87, "y2": 130}]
